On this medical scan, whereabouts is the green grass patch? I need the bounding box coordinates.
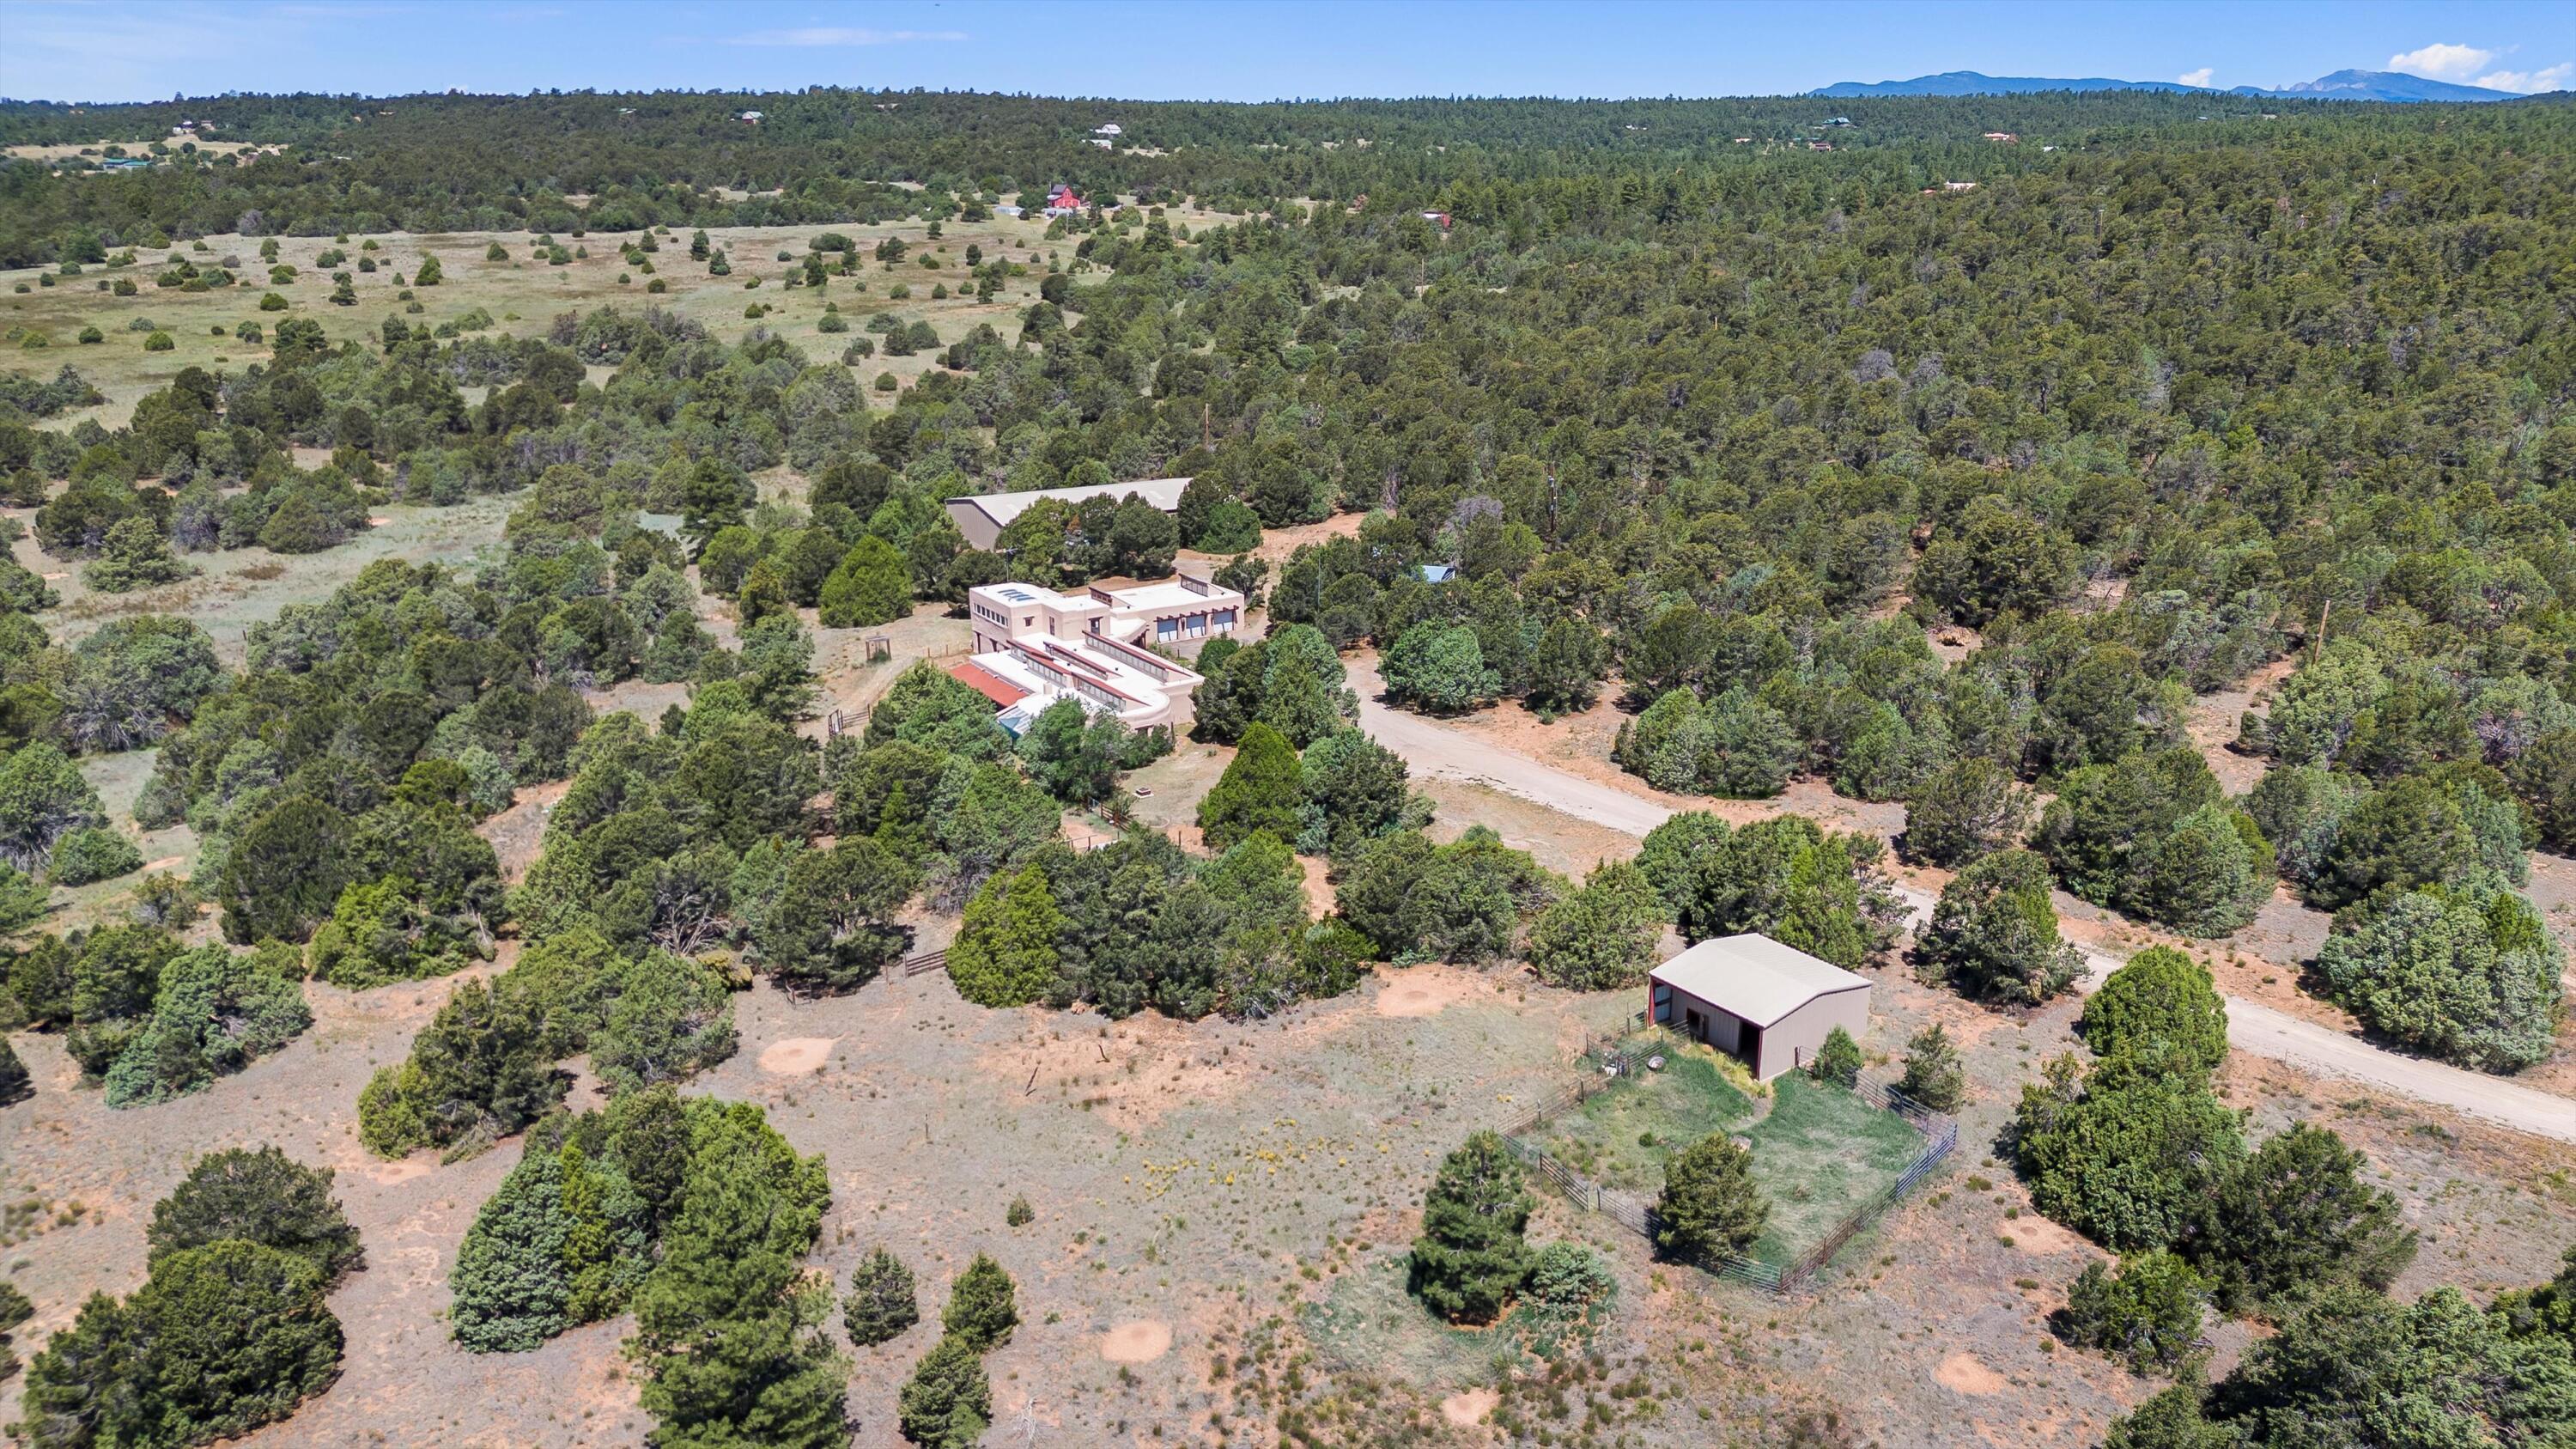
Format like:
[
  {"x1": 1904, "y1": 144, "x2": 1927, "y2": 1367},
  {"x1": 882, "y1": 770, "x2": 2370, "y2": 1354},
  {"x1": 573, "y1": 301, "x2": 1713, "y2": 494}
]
[
  {"x1": 1534, "y1": 1045, "x2": 1756, "y2": 1194},
  {"x1": 1516, "y1": 1042, "x2": 1927, "y2": 1272},
  {"x1": 1737, "y1": 1073, "x2": 1924, "y2": 1269}
]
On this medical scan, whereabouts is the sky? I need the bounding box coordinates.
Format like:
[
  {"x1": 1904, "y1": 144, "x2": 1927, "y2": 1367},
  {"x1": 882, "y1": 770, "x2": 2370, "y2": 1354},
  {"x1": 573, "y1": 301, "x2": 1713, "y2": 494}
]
[{"x1": 3, "y1": 0, "x2": 2572, "y2": 105}]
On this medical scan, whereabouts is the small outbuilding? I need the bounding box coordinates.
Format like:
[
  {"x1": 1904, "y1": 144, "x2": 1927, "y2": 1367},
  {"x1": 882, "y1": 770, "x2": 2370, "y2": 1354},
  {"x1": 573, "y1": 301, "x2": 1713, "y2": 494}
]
[{"x1": 1647, "y1": 934, "x2": 1871, "y2": 1081}]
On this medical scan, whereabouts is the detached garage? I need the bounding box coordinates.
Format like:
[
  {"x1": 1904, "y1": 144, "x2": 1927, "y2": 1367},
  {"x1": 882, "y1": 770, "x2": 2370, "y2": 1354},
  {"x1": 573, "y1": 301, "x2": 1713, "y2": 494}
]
[{"x1": 1647, "y1": 934, "x2": 1873, "y2": 1081}]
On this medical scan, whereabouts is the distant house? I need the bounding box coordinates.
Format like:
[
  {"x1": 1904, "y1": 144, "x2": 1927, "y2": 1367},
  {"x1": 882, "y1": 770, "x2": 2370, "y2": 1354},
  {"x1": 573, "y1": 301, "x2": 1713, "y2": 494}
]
[
  {"x1": 1649, "y1": 935, "x2": 1872, "y2": 1081},
  {"x1": 994, "y1": 204, "x2": 1025, "y2": 218},
  {"x1": 738, "y1": 111, "x2": 763, "y2": 125},
  {"x1": 1982, "y1": 131, "x2": 2018, "y2": 143},
  {"x1": 1044, "y1": 181, "x2": 1086, "y2": 217},
  {"x1": 99, "y1": 156, "x2": 151, "y2": 171},
  {"x1": 1093, "y1": 122, "x2": 1122, "y2": 137},
  {"x1": 1733, "y1": 137, "x2": 1753, "y2": 143},
  {"x1": 1418, "y1": 563, "x2": 1458, "y2": 584},
  {"x1": 1420, "y1": 210, "x2": 1452, "y2": 228},
  {"x1": 1820, "y1": 115, "x2": 1854, "y2": 127},
  {"x1": 1944, "y1": 180, "x2": 1979, "y2": 192},
  {"x1": 944, "y1": 476, "x2": 1193, "y2": 552},
  {"x1": 1088, "y1": 138, "x2": 1112, "y2": 149},
  {"x1": 1807, "y1": 140, "x2": 1835, "y2": 151}
]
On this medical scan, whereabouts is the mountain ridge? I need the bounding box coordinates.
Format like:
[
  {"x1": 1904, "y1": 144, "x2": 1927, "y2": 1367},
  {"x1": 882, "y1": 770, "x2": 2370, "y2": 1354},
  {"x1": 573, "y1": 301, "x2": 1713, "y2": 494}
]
[{"x1": 1812, "y1": 67, "x2": 2525, "y2": 103}]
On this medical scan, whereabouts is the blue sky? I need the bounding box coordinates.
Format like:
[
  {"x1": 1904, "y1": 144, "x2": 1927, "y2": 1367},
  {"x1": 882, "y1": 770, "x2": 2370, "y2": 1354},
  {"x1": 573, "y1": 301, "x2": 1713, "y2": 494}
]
[{"x1": 4, "y1": 1, "x2": 2572, "y2": 104}]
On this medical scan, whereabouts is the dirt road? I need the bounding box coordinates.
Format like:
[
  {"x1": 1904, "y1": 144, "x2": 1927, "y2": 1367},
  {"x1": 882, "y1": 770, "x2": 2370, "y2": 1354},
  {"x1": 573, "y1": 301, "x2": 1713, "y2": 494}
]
[{"x1": 1355, "y1": 686, "x2": 2576, "y2": 1144}]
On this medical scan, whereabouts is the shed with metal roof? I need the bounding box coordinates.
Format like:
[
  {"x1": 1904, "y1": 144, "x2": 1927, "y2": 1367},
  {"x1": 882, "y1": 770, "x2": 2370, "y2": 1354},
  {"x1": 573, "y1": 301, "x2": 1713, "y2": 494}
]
[{"x1": 1647, "y1": 935, "x2": 1872, "y2": 1081}]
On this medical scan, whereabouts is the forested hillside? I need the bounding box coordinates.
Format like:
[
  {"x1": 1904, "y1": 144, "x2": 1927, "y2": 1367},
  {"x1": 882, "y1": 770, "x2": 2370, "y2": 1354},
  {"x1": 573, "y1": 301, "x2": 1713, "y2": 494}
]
[{"x1": 5, "y1": 84, "x2": 2575, "y2": 1449}]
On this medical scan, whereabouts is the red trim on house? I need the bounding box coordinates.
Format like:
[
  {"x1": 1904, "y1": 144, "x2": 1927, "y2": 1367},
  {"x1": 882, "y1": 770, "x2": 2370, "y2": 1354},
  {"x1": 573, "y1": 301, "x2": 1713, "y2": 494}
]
[{"x1": 946, "y1": 660, "x2": 1030, "y2": 709}]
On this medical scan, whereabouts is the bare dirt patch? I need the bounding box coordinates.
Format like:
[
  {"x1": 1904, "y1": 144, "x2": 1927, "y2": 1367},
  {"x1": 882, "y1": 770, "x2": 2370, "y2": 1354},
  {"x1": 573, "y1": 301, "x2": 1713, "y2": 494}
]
[
  {"x1": 1937, "y1": 1353, "x2": 2008, "y2": 1396},
  {"x1": 477, "y1": 780, "x2": 569, "y2": 885},
  {"x1": 1441, "y1": 1387, "x2": 1499, "y2": 1425},
  {"x1": 757, "y1": 1037, "x2": 836, "y2": 1075},
  {"x1": 1101, "y1": 1319, "x2": 1173, "y2": 1363},
  {"x1": 1372, "y1": 965, "x2": 1492, "y2": 1018},
  {"x1": 2003, "y1": 1212, "x2": 2100, "y2": 1262},
  {"x1": 140, "y1": 855, "x2": 184, "y2": 874}
]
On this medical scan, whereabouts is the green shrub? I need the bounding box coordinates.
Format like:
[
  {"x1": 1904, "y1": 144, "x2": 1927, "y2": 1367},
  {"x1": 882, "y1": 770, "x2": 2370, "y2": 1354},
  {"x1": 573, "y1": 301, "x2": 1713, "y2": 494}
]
[
  {"x1": 1895, "y1": 1022, "x2": 1966, "y2": 1112},
  {"x1": 1915, "y1": 849, "x2": 2083, "y2": 1004},
  {"x1": 2190, "y1": 1123, "x2": 2416, "y2": 1311},
  {"x1": 1810, "y1": 1025, "x2": 1863, "y2": 1087},
  {"x1": 16, "y1": 1239, "x2": 342, "y2": 1448},
  {"x1": 2312, "y1": 881, "x2": 2562, "y2": 1073},
  {"x1": 0, "y1": 1035, "x2": 28, "y2": 1106},
  {"x1": 1655, "y1": 1133, "x2": 1768, "y2": 1263},
  {"x1": 49, "y1": 825, "x2": 142, "y2": 886},
  {"x1": 147, "y1": 1145, "x2": 361, "y2": 1281},
  {"x1": 939, "y1": 1253, "x2": 1018, "y2": 1350},
  {"x1": 101, "y1": 943, "x2": 310, "y2": 1107},
  {"x1": 2077, "y1": 947, "x2": 2228, "y2": 1072},
  {"x1": 142, "y1": 330, "x2": 175, "y2": 351},
  {"x1": 844, "y1": 1247, "x2": 920, "y2": 1348},
  {"x1": 1523, "y1": 859, "x2": 1660, "y2": 990},
  {"x1": 2012, "y1": 1048, "x2": 2245, "y2": 1251},
  {"x1": 946, "y1": 865, "x2": 1062, "y2": 1008},
  {"x1": 2054, "y1": 1251, "x2": 2211, "y2": 1376},
  {"x1": 1522, "y1": 1241, "x2": 1615, "y2": 1321},
  {"x1": 896, "y1": 1333, "x2": 990, "y2": 1447}
]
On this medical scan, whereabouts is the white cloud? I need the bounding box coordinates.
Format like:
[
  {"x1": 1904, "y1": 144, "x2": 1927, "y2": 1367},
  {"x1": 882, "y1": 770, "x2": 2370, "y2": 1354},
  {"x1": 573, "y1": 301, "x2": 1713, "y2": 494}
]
[
  {"x1": 2387, "y1": 42, "x2": 2500, "y2": 80},
  {"x1": 2472, "y1": 63, "x2": 2573, "y2": 94},
  {"x1": 2177, "y1": 67, "x2": 2215, "y2": 88},
  {"x1": 723, "y1": 27, "x2": 967, "y2": 46}
]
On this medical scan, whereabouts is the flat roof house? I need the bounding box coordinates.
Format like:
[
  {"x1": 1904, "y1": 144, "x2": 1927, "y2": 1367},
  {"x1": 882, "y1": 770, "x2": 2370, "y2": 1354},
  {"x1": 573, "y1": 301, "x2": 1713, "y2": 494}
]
[
  {"x1": 1648, "y1": 935, "x2": 1871, "y2": 1081},
  {"x1": 962, "y1": 572, "x2": 1245, "y2": 732},
  {"x1": 943, "y1": 477, "x2": 1192, "y2": 551}
]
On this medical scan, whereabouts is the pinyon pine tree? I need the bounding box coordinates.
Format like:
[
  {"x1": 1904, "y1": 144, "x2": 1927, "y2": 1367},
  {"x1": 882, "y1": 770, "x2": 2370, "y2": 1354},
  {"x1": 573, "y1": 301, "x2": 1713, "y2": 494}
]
[{"x1": 1408, "y1": 1130, "x2": 1534, "y2": 1323}]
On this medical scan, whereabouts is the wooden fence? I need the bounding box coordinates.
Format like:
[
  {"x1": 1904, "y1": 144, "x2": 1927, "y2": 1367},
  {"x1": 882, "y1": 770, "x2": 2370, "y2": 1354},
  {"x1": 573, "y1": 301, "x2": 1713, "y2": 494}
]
[
  {"x1": 1501, "y1": 1025, "x2": 1956, "y2": 1296},
  {"x1": 901, "y1": 947, "x2": 948, "y2": 977}
]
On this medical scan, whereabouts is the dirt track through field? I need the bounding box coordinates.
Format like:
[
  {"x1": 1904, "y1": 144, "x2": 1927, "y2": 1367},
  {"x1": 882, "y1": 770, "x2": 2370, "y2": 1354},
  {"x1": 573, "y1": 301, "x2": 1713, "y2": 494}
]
[{"x1": 1352, "y1": 672, "x2": 2576, "y2": 1144}]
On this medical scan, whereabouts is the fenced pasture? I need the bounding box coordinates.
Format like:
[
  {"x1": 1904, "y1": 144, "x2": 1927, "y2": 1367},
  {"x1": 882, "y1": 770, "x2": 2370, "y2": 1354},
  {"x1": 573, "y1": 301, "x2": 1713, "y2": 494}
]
[{"x1": 1502, "y1": 1021, "x2": 1956, "y2": 1294}]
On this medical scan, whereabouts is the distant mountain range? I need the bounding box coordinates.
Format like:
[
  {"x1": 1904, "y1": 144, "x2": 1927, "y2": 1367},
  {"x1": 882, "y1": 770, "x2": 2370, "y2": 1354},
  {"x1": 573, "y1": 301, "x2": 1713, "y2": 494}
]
[{"x1": 1811, "y1": 68, "x2": 2527, "y2": 104}]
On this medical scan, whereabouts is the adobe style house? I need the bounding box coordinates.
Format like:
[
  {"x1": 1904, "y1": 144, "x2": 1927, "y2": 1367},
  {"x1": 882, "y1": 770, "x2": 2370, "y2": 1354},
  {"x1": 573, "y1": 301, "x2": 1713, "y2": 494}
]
[
  {"x1": 1647, "y1": 935, "x2": 1872, "y2": 1081},
  {"x1": 942, "y1": 477, "x2": 1192, "y2": 551},
  {"x1": 957, "y1": 572, "x2": 1247, "y2": 733}
]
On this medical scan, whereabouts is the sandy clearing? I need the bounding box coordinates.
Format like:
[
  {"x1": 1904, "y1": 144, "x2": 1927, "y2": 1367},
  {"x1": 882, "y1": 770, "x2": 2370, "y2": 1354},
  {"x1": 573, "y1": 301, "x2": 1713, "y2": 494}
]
[
  {"x1": 1441, "y1": 1387, "x2": 1499, "y2": 1425},
  {"x1": 757, "y1": 1037, "x2": 836, "y2": 1074},
  {"x1": 1372, "y1": 965, "x2": 1489, "y2": 1018},
  {"x1": 140, "y1": 855, "x2": 184, "y2": 874},
  {"x1": 1100, "y1": 1319, "x2": 1172, "y2": 1363},
  {"x1": 2003, "y1": 1213, "x2": 2099, "y2": 1261},
  {"x1": 1937, "y1": 1353, "x2": 2008, "y2": 1395},
  {"x1": 363, "y1": 1158, "x2": 436, "y2": 1186}
]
